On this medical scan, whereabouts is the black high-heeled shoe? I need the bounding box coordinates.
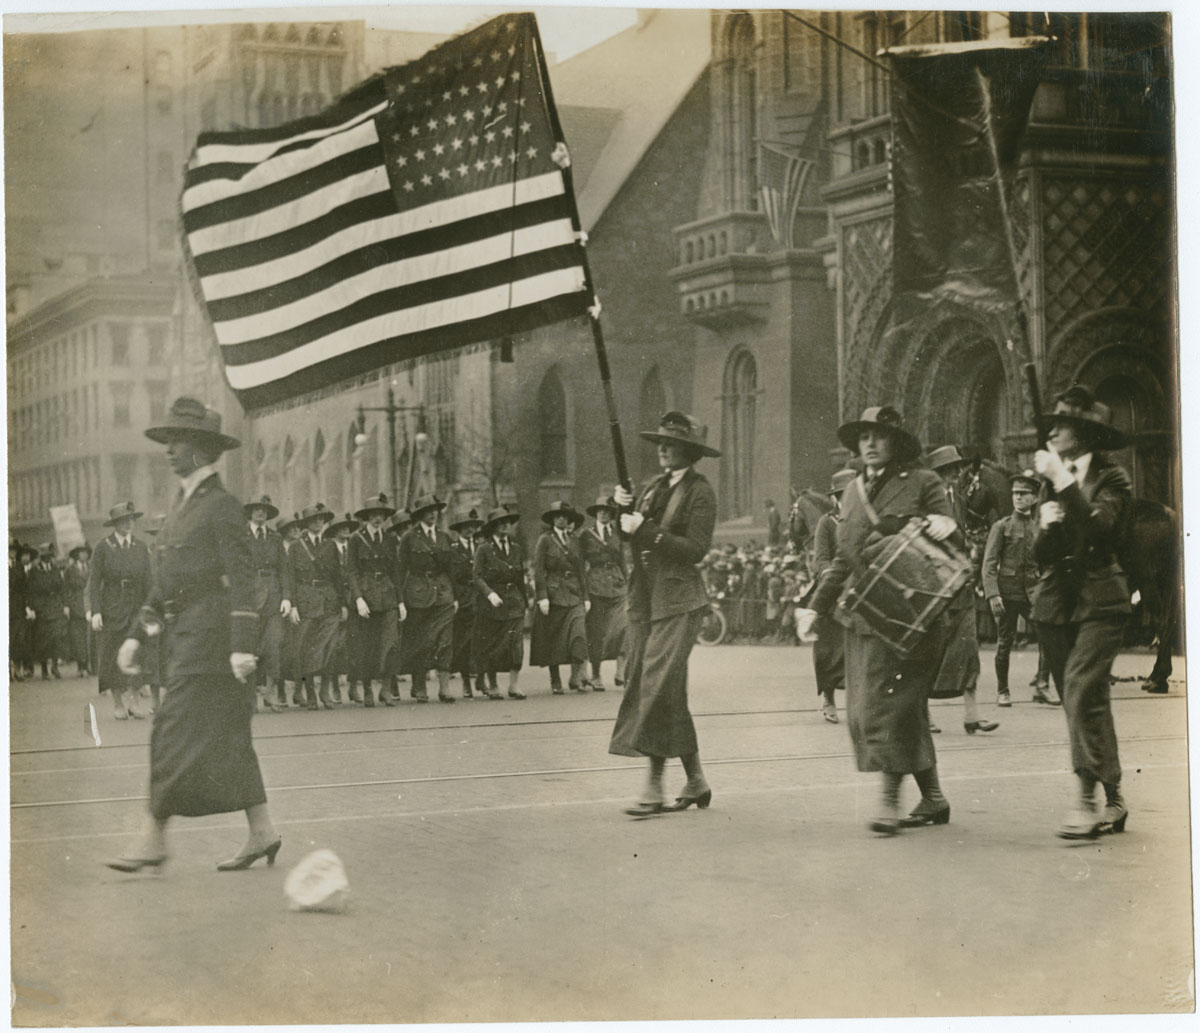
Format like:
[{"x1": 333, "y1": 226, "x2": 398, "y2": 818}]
[
  {"x1": 624, "y1": 802, "x2": 665, "y2": 818},
  {"x1": 964, "y1": 720, "x2": 999, "y2": 734},
  {"x1": 105, "y1": 855, "x2": 167, "y2": 873},
  {"x1": 899, "y1": 803, "x2": 951, "y2": 827},
  {"x1": 216, "y1": 838, "x2": 282, "y2": 871},
  {"x1": 664, "y1": 788, "x2": 712, "y2": 812}
]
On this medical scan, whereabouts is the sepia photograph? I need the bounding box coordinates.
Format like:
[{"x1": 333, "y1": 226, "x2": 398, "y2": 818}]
[{"x1": 5, "y1": 3, "x2": 1191, "y2": 1025}]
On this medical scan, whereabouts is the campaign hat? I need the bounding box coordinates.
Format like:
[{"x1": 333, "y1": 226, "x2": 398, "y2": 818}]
[{"x1": 145, "y1": 396, "x2": 240, "y2": 451}]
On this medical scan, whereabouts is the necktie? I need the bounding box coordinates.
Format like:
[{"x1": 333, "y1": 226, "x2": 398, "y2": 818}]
[
  {"x1": 502, "y1": 540, "x2": 509, "y2": 557},
  {"x1": 1068, "y1": 462, "x2": 1078, "y2": 480}
]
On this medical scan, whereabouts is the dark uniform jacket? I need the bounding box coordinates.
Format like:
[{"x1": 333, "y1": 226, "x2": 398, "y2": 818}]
[
  {"x1": 812, "y1": 511, "x2": 839, "y2": 579},
  {"x1": 981, "y1": 510, "x2": 1038, "y2": 602},
  {"x1": 396, "y1": 526, "x2": 455, "y2": 609},
  {"x1": 28, "y1": 562, "x2": 66, "y2": 619},
  {"x1": 625, "y1": 467, "x2": 716, "y2": 622},
  {"x1": 579, "y1": 526, "x2": 627, "y2": 599},
  {"x1": 247, "y1": 525, "x2": 292, "y2": 616},
  {"x1": 349, "y1": 528, "x2": 401, "y2": 612},
  {"x1": 811, "y1": 466, "x2": 954, "y2": 635},
  {"x1": 9, "y1": 560, "x2": 29, "y2": 620},
  {"x1": 1032, "y1": 453, "x2": 1132, "y2": 625},
  {"x1": 288, "y1": 533, "x2": 346, "y2": 621},
  {"x1": 533, "y1": 530, "x2": 588, "y2": 608},
  {"x1": 64, "y1": 561, "x2": 90, "y2": 620},
  {"x1": 135, "y1": 473, "x2": 258, "y2": 679},
  {"x1": 88, "y1": 534, "x2": 153, "y2": 636},
  {"x1": 473, "y1": 537, "x2": 528, "y2": 619},
  {"x1": 447, "y1": 537, "x2": 478, "y2": 606}
]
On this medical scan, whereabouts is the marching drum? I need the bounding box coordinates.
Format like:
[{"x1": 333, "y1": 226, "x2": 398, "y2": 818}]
[{"x1": 842, "y1": 518, "x2": 972, "y2": 657}]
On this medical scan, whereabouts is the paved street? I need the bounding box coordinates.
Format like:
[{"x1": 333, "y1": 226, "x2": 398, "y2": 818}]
[{"x1": 10, "y1": 642, "x2": 1192, "y2": 1025}]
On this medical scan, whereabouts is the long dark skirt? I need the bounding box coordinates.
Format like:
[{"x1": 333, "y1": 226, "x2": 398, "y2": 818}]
[
  {"x1": 585, "y1": 595, "x2": 628, "y2": 665},
  {"x1": 929, "y1": 603, "x2": 980, "y2": 700},
  {"x1": 609, "y1": 609, "x2": 704, "y2": 759},
  {"x1": 97, "y1": 624, "x2": 137, "y2": 694},
  {"x1": 399, "y1": 603, "x2": 455, "y2": 673},
  {"x1": 530, "y1": 603, "x2": 588, "y2": 667},
  {"x1": 149, "y1": 673, "x2": 267, "y2": 820},
  {"x1": 450, "y1": 605, "x2": 476, "y2": 673},
  {"x1": 844, "y1": 616, "x2": 949, "y2": 773},
  {"x1": 279, "y1": 618, "x2": 301, "y2": 683},
  {"x1": 67, "y1": 616, "x2": 90, "y2": 670},
  {"x1": 299, "y1": 612, "x2": 342, "y2": 675},
  {"x1": 350, "y1": 612, "x2": 398, "y2": 682},
  {"x1": 473, "y1": 611, "x2": 524, "y2": 672},
  {"x1": 31, "y1": 615, "x2": 63, "y2": 662}
]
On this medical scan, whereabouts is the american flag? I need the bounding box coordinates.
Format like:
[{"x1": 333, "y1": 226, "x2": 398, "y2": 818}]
[
  {"x1": 758, "y1": 143, "x2": 813, "y2": 250},
  {"x1": 181, "y1": 14, "x2": 590, "y2": 411}
]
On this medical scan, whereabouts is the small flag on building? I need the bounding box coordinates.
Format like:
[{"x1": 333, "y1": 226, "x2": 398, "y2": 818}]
[
  {"x1": 758, "y1": 143, "x2": 813, "y2": 250},
  {"x1": 182, "y1": 14, "x2": 590, "y2": 411}
]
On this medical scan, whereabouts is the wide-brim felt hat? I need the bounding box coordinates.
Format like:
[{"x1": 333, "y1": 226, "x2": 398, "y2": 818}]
[
  {"x1": 300, "y1": 503, "x2": 335, "y2": 525},
  {"x1": 325, "y1": 512, "x2": 359, "y2": 537},
  {"x1": 408, "y1": 494, "x2": 446, "y2": 519},
  {"x1": 354, "y1": 493, "x2": 396, "y2": 520},
  {"x1": 143, "y1": 515, "x2": 167, "y2": 537},
  {"x1": 926, "y1": 444, "x2": 966, "y2": 472},
  {"x1": 38, "y1": 542, "x2": 56, "y2": 558},
  {"x1": 387, "y1": 509, "x2": 412, "y2": 532},
  {"x1": 482, "y1": 506, "x2": 520, "y2": 534},
  {"x1": 829, "y1": 468, "x2": 857, "y2": 496},
  {"x1": 541, "y1": 500, "x2": 584, "y2": 527},
  {"x1": 586, "y1": 493, "x2": 618, "y2": 517},
  {"x1": 68, "y1": 543, "x2": 92, "y2": 559},
  {"x1": 276, "y1": 512, "x2": 303, "y2": 535},
  {"x1": 145, "y1": 396, "x2": 240, "y2": 451},
  {"x1": 243, "y1": 494, "x2": 279, "y2": 520},
  {"x1": 449, "y1": 507, "x2": 484, "y2": 531},
  {"x1": 104, "y1": 501, "x2": 143, "y2": 526},
  {"x1": 836, "y1": 406, "x2": 922, "y2": 465},
  {"x1": 17, "y1": 543, "x2": 39, "y2": 561},
  {"x1": 1010, "y1": 470, "x2": 1040, "y2": 493},
  {"x1": 639, "y1": 410, "x2": 720, "y2": 458},
  {"x1": 1043, "y1": 385, "x2": 1128, "y2": 451}
]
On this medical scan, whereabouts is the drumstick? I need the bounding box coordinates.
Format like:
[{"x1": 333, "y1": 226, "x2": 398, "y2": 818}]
[{"x1": 1023, "y1": 363, "x2": 1049, "y2": 449}]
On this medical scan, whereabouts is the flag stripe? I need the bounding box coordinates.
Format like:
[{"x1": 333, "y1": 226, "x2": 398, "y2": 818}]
[
  {"x1": 229, "y1": 291, "x2": 588, "y2": 412},
  {"x1": 225, "y1": 264, "x2": 585, "y2": 387},
  {"x1": 184, "y1": 118, "x2": 382, "y2": 211},
  {"x1": 205, "y1": 194, "x2": 572, "y2": 311},
  {"x1": 220, "y1": 244, "x2": 583, "y2": 364},
  {"x1": 213, "y1": 218, "x2": 576, "y2": 341}
]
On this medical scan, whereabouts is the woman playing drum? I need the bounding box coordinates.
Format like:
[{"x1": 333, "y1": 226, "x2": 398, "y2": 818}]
[{"x1": 811, "y1": 406, "x2": 959, "y2": 835}]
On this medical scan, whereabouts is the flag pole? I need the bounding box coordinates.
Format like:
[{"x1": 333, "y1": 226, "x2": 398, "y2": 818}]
[{"x1": 529, "y1": 20, "x2": 633, "y2": 493}]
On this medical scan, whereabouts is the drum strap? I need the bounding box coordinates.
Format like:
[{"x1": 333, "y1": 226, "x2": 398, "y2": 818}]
[{"x1": 854, "y1": 475, "x2": 884, "y2": 529}]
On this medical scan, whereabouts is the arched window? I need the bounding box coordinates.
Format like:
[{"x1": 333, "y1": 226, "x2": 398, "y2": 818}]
[
  {"x1": 537, "y1": 366, "x2": 569, "y2": 480},
  {"x1": 727, "y1": 15, "x2": 758, "y2": 211},
  {"x1": 721, "y1": 349, "x2": 758, "y2": 518},
  {"x1": 638, "y1": 367, "x2": 668, "y2": 482}
]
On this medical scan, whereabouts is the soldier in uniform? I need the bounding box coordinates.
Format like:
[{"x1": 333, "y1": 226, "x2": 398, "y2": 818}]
[
  {"x1": 1031, "y1": 386, "x2": 1133, "y2": 840},
  {"x1": 106, "y1": 396, "x2": 280, "y2": 874},
  {"x1": 982, "y1": 471, "x2": 1053, "y2": 708},
  {"x1": 245, "y1": 495, "x2": 292, "y2": 714},
  {"x1": 324, "y1": 512, "x2": 358, "y2": 704},
  {"x1": 64, "y1": 544, "x2": 93, "y2": 676},
  {"x1": 87, "y1": 503, "x2": 152, "y2": 718},
  {"x1": 288, "y1": 504, "x2": 347, "y2": 710},
  {"x1": 472, "y1": 507, "x2": 526, "y2": 699},
  {"x1": 531, "y1": 501, "x2": 590, "y2": 694},
  {"x1": 610, "y1": 412, "x2": 719, "y2": 815},
  {"x1": 396, "y1": 494, "x2": 458, "y2": 703},
  {"x1": 447, "y1": 508, "x2": 484, "y2": 698},
  {"x1": 348, "y1": 495, "x2": 403, "y2": 707},
  {"x1": 28, "y1": 544, "x2": 67, "y2": 680},
  {"x1": 927, "y1": 445, "x2": 998, "y2": 736},
  {"x1": 140, "y1": 515, "x2": 167, "y2": 712},
  {"x1": 579, "y1": 494, "x2": 628, "y2": 692},
  {"x1": 9, "y1": 542, "x2": 35, "y2": 681},
  {"x1": 811, "y1": 469, "x2": 856, "y2": 724}
]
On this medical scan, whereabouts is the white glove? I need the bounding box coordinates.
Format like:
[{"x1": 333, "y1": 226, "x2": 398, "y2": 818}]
[
  {"x1": 612, "y1": 484, "x2": 634, "y2": 507},
  {"x1": 340, "y1": 606, "x2": 348, "y2": 622},
  {"x1": 355, "y1": 597, "x2": 371, "y2": 618},
  {"x1": 280, "y1": 599, "x2": 292, "y2": 618},
  {"x1": 63, "y1": 606, "x2": 70, "y2": 617},
  {"x1": 398, "y1": 603, "x2": 407, "y2": 622},
  {"x1": 584, "y1": 600, "x2": 591, "y2": 613},
  {"x1": 620, "y1": 512, "x2": 644, "y2": 535},
  {"x1": 538, "y1": 598, "x2": 550, "y2": 616},
  {"x1": 116, "y1": 637, "x2": 141, "y2": 675},
  {"x1": 924, "y1": 515, "x2": 957, "y2": 542},
  {"x1": 1034, "y1": 449, "x2": 1073, "y2": 491},
  {"x1": 230, "y1": 652, "x2": 257, "y2": 683},
  {"x1": 287, "y1": 606, "x2": 301, "y2": 625},
  {"x1": 452, "y1": 600, "x2": 459, "y2": 613},
  {"x1": 1039, "y1": 501, "x2": 1065, "y2": 529},
  {"x1": 488, "y1": 591, "x2": 502, "y2": 608},
  {"x1": 91, "y1": 612, "x2": 104, "y2": 632},
  {"x1": 25, "y1": 607, "x2": 35, "y2": 620}
]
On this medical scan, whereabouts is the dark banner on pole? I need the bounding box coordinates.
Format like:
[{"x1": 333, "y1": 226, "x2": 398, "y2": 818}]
[{"x1": 888, "y1": 39, "x2": 1047, "y2": 310}]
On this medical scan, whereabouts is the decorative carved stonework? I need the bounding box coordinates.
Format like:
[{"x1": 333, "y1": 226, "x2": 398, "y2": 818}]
[{"x1": 840, "y1": 215, "x2": 892, "y2": 417}]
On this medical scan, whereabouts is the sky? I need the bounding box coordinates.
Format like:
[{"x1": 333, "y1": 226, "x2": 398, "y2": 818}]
[{"x1": 2, "y1": 4, "x2": 639, "y2": 62}]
